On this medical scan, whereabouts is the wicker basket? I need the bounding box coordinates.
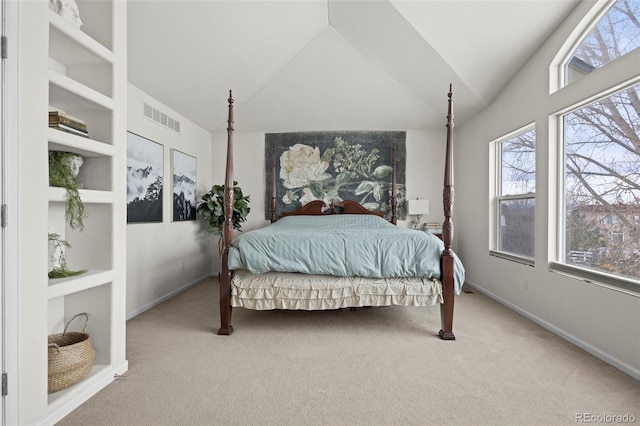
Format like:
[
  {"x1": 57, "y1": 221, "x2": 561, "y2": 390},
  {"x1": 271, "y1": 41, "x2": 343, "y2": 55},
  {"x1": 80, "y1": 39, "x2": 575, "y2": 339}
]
[{"x1": 48, "y1": 313, "x2": 97, "y2": 394}]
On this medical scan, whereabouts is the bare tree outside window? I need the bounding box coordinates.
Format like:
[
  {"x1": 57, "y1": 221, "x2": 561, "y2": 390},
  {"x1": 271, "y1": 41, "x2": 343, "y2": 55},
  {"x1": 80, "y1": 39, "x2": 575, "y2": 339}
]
[
  {"x1": 565, "y1": 0, "x2": 640, "y2": 85},
  {"x1": 563, "y1": 84, "x2": 640, "y2": 281},
  {"x1": 554, "y1": 0, "x2": 640, "y2": 288},
  {"x1": 497, "y1": 129, "x2": 536, "y2": 259}
]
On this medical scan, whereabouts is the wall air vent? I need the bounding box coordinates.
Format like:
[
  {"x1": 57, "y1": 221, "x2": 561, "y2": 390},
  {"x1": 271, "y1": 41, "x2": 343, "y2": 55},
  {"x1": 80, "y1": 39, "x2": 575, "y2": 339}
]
[{"x1": 142, "y1": 101, "x2": 181, "y2": 134}]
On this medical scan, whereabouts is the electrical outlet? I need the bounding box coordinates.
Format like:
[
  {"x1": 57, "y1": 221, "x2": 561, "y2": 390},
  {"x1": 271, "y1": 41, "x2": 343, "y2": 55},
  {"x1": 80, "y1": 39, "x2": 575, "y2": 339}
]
[
  {"x1": 524, "y1": 277, "x2": 529, "y2": 291},
  {"x1": 181, "y1": 261, "x2": 185, "y2": 271}
]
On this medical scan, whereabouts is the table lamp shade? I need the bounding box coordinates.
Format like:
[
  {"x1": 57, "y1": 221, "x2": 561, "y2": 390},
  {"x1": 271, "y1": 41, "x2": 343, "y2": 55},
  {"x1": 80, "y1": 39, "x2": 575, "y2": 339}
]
[{"x1": 407, "y1": 199, "x2": 429, "y2": 215}]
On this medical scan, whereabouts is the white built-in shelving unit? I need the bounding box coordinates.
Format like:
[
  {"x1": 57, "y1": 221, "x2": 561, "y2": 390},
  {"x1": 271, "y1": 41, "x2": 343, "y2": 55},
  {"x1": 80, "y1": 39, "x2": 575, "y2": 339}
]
[{"x1": 23, "y1": 1, "x2": 129, "y2": 423}]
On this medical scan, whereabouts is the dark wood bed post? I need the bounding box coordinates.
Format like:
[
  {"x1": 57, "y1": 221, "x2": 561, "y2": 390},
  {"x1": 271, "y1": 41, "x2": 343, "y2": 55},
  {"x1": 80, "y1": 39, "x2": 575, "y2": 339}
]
[
  {"x1": 218, "y1": 90, "x2": 235, "y2": 335},
  {"x1": 439, "y1": 84, "x2": 456, "y2": 341},
  {"x1": 391, "y1": 144, "x2": 397, "y2": 224},
  {"x1": 271, "y1": 147, "x2": 277, "y2": 223}
]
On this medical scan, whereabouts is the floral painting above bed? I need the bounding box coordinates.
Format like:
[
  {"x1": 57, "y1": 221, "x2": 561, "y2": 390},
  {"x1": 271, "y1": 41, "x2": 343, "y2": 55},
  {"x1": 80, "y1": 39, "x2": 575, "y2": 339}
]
[{"x1": 265, "y1": 131, "x2": 406, "y2": 220}]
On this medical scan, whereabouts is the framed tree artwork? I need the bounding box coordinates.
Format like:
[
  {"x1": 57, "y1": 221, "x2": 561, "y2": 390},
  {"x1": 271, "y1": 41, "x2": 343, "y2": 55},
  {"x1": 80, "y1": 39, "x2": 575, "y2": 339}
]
[
  {"x1": 127, "y1": 132, "x2": 163, "y2": 223},
  {"x1": 171, "y1": 149, "x2": 197, "y2": 221}
]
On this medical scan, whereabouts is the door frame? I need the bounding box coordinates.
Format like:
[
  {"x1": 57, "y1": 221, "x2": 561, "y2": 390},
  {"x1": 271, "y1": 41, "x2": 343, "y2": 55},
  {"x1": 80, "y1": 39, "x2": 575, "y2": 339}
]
[{"x1": 1, "y1": 0, "x2": 19, "y2": 424}]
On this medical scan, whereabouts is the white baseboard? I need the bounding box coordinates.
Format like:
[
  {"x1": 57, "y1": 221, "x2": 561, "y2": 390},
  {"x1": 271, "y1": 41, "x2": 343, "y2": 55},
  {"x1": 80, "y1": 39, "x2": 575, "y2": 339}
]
[
  {"x1": 126, "y1": 274, "x2": 213, "y2": 320},
  {"x1": 465, "y1": 280, "x2": 640, "y2": 381}
]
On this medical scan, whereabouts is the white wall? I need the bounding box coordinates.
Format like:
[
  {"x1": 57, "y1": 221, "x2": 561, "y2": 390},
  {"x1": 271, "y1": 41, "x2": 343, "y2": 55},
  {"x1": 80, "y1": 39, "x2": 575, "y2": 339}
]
[
  {"x1": 209, "y1": 129, "x2": 449, "y2": 272},
  {"x1": 455, "y1": 1, "x2": 640, "y2": 378},
  {"x1": 126, "y1": 84, "x2": 215, "y2": 317}
]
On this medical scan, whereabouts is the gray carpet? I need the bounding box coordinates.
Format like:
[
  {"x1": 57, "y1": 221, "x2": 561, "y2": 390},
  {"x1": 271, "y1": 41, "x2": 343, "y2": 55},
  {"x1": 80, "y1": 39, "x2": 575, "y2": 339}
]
[{"x1": 58, "y1": 278, "x2": 639, "y2": 425}]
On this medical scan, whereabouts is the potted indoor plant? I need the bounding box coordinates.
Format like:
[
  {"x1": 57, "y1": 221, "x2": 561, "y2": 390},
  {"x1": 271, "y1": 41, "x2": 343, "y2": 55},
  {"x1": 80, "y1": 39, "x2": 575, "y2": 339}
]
[
  {"x1": 49, "y1": 151, "x2": 86, "y2": 230},
  {"x1": 196, "y1": 181, "x2": 250, "y2": 253}
]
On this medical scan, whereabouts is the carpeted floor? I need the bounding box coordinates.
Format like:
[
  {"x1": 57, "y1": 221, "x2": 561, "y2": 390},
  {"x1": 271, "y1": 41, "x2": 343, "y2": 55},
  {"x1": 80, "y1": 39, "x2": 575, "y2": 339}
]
[{"x1": 58, "y1": 278, "x2": 639, "y2": 425}]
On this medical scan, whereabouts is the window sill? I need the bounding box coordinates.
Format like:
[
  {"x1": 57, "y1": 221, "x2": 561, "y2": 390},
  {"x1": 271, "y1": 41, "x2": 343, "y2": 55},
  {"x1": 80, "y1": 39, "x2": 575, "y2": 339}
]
[
  {"x1": 549, "y1": 262, "x2": 640, "y2": 297},
  {"x1": 489, "y1": 250, "x2": 535, "y2": 266}
]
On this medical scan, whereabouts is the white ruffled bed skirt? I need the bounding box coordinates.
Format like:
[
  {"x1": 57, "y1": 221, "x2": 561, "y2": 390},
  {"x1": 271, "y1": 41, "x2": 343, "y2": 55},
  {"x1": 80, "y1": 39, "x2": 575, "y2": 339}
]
[{"x1": 230, "y1": 269, "x2": 443, "y2": 310}]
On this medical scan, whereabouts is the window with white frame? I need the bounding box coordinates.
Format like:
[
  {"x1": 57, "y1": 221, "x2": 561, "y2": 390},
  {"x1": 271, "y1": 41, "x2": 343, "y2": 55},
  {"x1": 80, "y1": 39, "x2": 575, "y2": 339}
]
[
  {"x1": 553, "y1": 0, "x2": 640, "y2": 293},
  {"x1": 561, "y1": 83, "x2": 640, "y2": 284},
  {"x1": 493, "y1": 127, "x2": 536, "y2": 261},
  {"x1": 563, "y1": 0, "x2": 640, "y2": 86}
]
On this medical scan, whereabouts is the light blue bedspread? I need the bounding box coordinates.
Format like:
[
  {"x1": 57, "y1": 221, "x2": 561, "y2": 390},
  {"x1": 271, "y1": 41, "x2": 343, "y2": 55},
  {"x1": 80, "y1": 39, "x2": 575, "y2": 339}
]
[{"x1": 228, "y1": 215, "x2": 465, "y2": 294}]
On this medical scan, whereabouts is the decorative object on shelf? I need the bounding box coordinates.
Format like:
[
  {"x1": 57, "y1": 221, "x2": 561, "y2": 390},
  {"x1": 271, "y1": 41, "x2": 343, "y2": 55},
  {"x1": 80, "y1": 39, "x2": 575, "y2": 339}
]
[
  {"x1": 265, "y1": 131, "x2": 407, "y2": 221},
  {"x1": 49, "y1": 111, "x2": 89, "y2": 138},
  {"x1": 127, "y1": 132, "x2": 164, "y2": 223},
  {"x1": 171, "y1": 149, "x2": 197, "y2": 221},
  {"x1": 48, "y1": 233, "x2": 86, "y2": 279},
  {"x1": 48, "y1": 232, "x2": 65, "y2": 272},
  {"x1": 407, "y1": 198, "x2": 430, "y2": 229},
  {"x1": 48, "y1": 0, "x2": 83, "y2": 29},
  {"x1": 423, "y1": 222, "x2": 443, "y2": 235},
  {"x1": 49, "y1": 151, "x2": 86, "y2": 230},
  {"x1": 196, "y1": 181, "x2": 250, "y2": 254},
  {"x1": 48, "y1": 313, "x2": 96, "y2": 394}
]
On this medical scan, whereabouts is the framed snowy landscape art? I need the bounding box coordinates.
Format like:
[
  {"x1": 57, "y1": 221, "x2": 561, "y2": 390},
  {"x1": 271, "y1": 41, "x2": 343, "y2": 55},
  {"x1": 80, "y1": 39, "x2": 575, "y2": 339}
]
[
  {"x1": 171, "y1": 149, "x2": 197, "y2": 221},
  {"x1": 127, "y1": 132, "x2": 164, "y2": 223}
]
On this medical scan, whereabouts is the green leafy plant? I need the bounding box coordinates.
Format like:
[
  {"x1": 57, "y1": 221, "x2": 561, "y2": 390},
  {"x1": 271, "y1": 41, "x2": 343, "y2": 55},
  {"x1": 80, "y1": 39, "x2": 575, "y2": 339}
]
[
  {"x1": 49, "y1": 151, "x2": 86, "y2": 230},
  {"x1": 48, "y1": 233, "x2": 87, "y2": 279},
  {"x1": 196, "y1": 181, "x2": 250, "y2": 238}
]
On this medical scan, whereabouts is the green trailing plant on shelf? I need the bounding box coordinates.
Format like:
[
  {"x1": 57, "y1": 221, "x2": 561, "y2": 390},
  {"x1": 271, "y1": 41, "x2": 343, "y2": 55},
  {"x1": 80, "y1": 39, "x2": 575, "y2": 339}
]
[
  {"x1": 49, "y1": 151, "x2": 87, "y2": 230},
  {"x1": 196, "y1": 181, "x2": 250, "y2": 253},
  {"x1": 48, "y1": 233, "x2": 87, "y2": 279}
]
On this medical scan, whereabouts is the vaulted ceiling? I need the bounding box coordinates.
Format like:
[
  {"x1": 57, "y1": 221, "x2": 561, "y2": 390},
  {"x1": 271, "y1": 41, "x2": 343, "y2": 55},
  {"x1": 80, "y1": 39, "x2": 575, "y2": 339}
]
[{"x1": 127, "y1": 0, "x2": 583, "y2": 133}]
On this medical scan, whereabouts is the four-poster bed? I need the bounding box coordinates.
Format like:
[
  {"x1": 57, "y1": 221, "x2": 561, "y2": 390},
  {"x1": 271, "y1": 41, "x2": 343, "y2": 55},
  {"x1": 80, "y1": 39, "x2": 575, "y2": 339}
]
[{"x1": 217, "y1": 86, "x2": 462, "y2": 339}]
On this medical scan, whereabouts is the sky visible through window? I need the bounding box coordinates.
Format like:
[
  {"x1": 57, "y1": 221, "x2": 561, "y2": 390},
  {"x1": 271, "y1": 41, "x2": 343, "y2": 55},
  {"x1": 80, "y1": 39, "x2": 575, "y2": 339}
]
[
  {"x1": 500, "y1": 129, "x2": 536, "y2": 196},
  {"x1": 566, "y1": 0, "x2": 640, "y2": 85},
  {"x1": 563, "y1": 84, "x2": 640, "y2": 207},
  {"x1": 563, "y1": 83, "x2": 640, "y2": 281}
]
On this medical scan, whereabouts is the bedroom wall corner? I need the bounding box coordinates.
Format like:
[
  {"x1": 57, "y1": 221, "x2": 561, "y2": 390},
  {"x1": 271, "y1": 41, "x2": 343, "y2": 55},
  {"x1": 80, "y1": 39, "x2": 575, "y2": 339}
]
[
  {"x1": 405, "y1": 129, "x2": 448, "y2": 226},
  {"x1": 126, "y1": 84, "x2": 215, "y2": 318}
]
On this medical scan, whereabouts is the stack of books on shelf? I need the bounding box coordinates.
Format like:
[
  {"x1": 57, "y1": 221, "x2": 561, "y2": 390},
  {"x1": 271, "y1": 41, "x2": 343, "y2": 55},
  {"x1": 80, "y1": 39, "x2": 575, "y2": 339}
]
[
  {"x1": 423, "y1": 222, "x2": 442, "y2": 235},
  {"x1": 49, "y1": 111, "x2": 89, "y2": 138}
]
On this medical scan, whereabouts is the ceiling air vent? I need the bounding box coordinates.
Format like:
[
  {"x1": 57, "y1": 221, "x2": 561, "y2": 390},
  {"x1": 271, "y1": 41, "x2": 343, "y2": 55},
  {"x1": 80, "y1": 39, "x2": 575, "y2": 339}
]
[{"x1": 142, "y1": 101, "x2": 181, "y2": 134}]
